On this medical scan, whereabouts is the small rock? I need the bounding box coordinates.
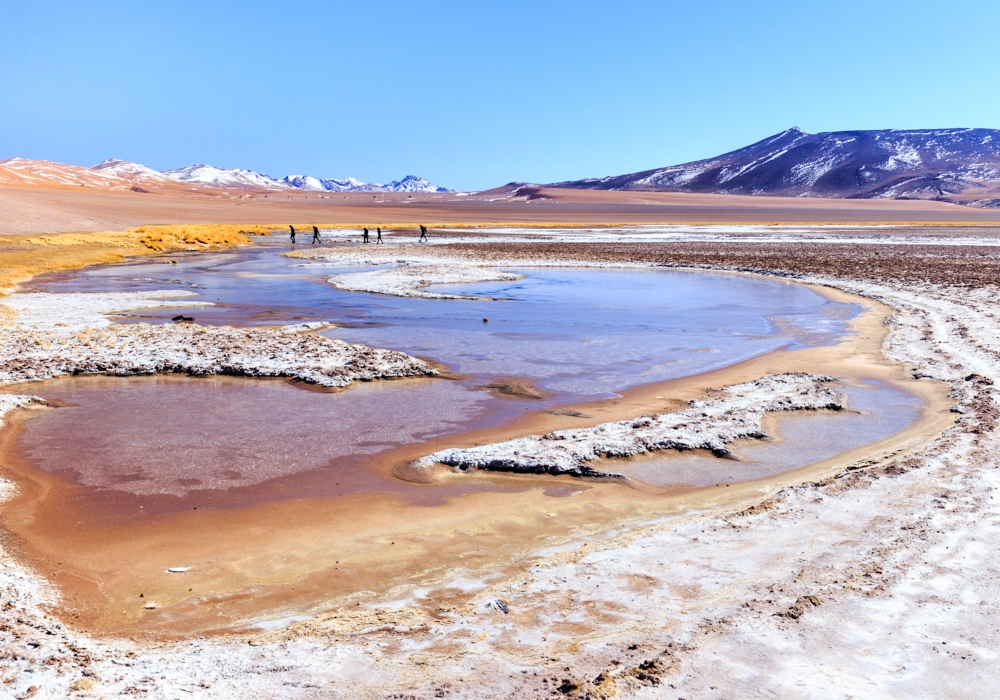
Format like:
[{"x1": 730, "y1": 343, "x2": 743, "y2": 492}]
[{"x1": 69, "y1": 678, "x2": 94, "y2": 692}]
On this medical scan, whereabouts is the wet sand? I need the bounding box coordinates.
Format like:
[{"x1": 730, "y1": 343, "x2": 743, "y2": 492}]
[{"x1": 0, "y1": 280, "x2": 954, "y2": 638}]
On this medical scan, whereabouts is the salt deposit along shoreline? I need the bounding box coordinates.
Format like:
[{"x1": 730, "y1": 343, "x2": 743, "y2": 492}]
[
  {"x1": 410, "y1": 373, "x2": 846, "y2": 479},
  {"x1": 0, "y1": 290, "x2": 436, "y2": 388},
  {"x1": 328, "y1": 263, "x2": 525, "y2": 299},
  {"x1": 1, "y1": 230, "x2": 997, "y2": 698}
]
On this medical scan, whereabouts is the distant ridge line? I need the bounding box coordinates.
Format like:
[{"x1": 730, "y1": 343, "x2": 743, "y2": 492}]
[{"x1": 549, "y1": 127, "x2": 1000, "y2": 208}]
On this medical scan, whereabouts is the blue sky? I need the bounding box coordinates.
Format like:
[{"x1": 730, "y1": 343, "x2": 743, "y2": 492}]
[{"x1": 1, "y1": 1, "x2": 998, "y2": 190}]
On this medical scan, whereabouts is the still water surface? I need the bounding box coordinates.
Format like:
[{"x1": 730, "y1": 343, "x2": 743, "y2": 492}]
[{"x1": 15, "y1": 243, "x2": 916, "y2": 501}]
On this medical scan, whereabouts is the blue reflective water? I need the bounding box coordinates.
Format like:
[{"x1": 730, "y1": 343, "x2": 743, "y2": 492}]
[
  {"x1": 33, "y1": 242, "x2": 862, "y2": 401},
  {"x1": 336, "y1": 267, "x2": 858, "y2": 396},
  {"x1": 610, "y1": 380, "x2": 923, "y2": 487}
]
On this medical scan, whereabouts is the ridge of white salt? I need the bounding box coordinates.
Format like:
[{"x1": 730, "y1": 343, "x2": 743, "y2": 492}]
[
  {"x1": 411, "y1": 373, "x2": 844, "y2": 477},
  {"x1": 1, "y1": 291, "x2": 209, "y2": 330},
  {"x1": 328, "y1": 264, "x2": 523, "y2": 299},
  {"x1": 280, "y1": 321, "x2": 337, "y2": 333},
  {"x1": 0, "y1": 291, "x2": 435, "y2": 388}
]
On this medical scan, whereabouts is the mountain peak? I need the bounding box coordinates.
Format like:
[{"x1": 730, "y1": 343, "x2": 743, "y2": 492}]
[
  {"x1": 549, "y1": 127, "x2": 1000, "y2": 207},
  {"x1": 91, "y1": 159, "x2": 169, "y2": 181}
]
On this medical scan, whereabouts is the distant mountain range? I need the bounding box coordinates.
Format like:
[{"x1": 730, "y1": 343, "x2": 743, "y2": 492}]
[
  {"x1": 1, "y1": 157, "x2": 451, "y2": 193},
  {"x1": 148, "y1": 163, "x2": 449, "y2": 193},
  {"x1": 550, "y1": 128, "x2": 1000, "y2": 207}
]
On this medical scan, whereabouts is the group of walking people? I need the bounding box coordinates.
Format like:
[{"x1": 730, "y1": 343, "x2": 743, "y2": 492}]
[
  {"x1": 288, "y1": 225, "x2": 322, "y2": 244},
  {"x1": 289, "y1": 224, "x2": 429, "y2": 245}
]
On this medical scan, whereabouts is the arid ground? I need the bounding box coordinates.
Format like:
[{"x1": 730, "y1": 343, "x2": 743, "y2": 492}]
[{"x1": 1, "y1": 187, "x2": 999, "y2": 698}]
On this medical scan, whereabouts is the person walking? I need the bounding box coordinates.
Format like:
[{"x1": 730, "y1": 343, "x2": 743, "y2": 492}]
[
  {"x1": 289, "y1": 225, "x2": 296, "y2": 243},
  {"x1": 312, "y1": 225, "x2": 321, "y2": 244},
  {"x1": 376, "y1": 227, "x2": 383, "y2": 244},
  {"x1": 362, "y1": 227, "x2": 369, "y2": 244},
  {"x1": 419, "y1": 224, "x2": 428, "y2": 243}
]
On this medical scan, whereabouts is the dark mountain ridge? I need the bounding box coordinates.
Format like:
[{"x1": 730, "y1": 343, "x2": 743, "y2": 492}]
[{"x1": 550, "y1": 127, "x2": 1000, "y2": 207}]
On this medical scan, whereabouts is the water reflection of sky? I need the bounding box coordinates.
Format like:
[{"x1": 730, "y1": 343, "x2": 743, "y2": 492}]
[
  {"x1": 614, "y1": 380, "x2": 922, "y2": 487},
  {"x1": 32, "y1": 246, "x2": 862, "y2": 400},
  {"x1": 339, "y1": 267, "x2": 861, "y2": 396}
]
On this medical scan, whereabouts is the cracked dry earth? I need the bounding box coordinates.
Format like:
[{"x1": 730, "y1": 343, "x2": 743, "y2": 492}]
[{"x1": 3, "y1": 237, "x2": 1000, "y2": 698}]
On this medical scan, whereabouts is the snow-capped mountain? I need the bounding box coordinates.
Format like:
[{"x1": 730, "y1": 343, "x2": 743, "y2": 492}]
[
  {"x1": 1, "y1": 156, "x2": 452, "y2": 193},
  {"x1": 91, "y1": 159, "x2": 170, "y2": 182},
  {"x1": 551, "y1": 128, "x2": 1000, "y2": 206},
  {"x1": 162, "y1": 164, "x2": 451, "y2": 193},
  {"x1": 280, "y1": 173, "x2": 450, "y2": 193},
  {"x1": 162, "y1": 164, "x2": 287, "y2": 190},
  {"x1": 280, "y1": 175, "x2": 369, "y2": 191},
  {"x1": 381, "y1": 175, "x2": 451, "y2": 193}
]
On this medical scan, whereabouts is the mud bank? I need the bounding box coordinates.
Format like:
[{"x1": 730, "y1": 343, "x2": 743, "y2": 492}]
[{"x1": 412, "y1": 373, "x2": 844, "y2": 478}]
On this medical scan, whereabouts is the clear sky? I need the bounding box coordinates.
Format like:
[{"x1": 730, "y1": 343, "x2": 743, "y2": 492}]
[{"x1": 1, "y1": 1, "x2": 998, "y2": 191}]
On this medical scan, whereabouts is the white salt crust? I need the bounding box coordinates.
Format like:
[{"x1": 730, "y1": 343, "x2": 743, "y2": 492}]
[
  {"x1": 329, "y1": 263, "x2": 523, "y2": 299},
  {"x1": 412, "y1": 373, "x2": 843, "y2": 477},
  {"x1": 0, "y1": 291, "x2": 434, "y2": 388}
]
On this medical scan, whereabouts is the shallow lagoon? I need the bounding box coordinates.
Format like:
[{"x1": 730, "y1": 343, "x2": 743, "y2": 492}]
[
  {"x1": 32, "y1": 243, "x2": 860, "y2": 400},
  {"x1": 16, "y1": 243, "x2": 918, "y2": 500}
]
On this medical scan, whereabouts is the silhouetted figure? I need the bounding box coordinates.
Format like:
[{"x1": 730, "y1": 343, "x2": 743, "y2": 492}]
[
  {"x1": 419, "y1": 224, "x2": 428, "y2": 242},
  {"x1": 363, "y1": 227, "x2": 369, "y2": 243},
  {"x1": 376, "y1": 227, "x2": 383, "y2": 244},
  {"x1": 289, "y1": 225, "x2": 296, "y2": 243},
  {"x1": 312, "y1": 226, "x2": 320, "y2": 244}
]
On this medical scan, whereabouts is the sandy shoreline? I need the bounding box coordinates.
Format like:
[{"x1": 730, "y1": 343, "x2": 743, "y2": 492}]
[{"x1": 1, "y1": 228, "x2": 995, "y2": 698}]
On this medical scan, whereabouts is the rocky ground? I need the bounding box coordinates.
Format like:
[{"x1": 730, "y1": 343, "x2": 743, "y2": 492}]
[{"x1": 3, "y1": 229, "x2": 1000, "y2": 698}]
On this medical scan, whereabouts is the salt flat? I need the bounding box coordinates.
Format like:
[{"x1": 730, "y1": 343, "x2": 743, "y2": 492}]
[{"x1": 0, "y1": 224, "x2": 997, "y2": 699}]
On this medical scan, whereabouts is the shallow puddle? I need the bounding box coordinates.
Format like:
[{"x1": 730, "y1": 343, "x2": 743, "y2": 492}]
[
  {"x1": 609, "y1": 380, "x2": 922, "y2": 487},
  {"x1": 20, "y1": 375, "x2": 498, "y2": 498}
]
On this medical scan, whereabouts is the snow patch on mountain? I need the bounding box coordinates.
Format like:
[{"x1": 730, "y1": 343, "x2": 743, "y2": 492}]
[
  {"x1": 382, "y1": 175, "x2": 451, "y2": 193},
  {"x1": 91, "y1": 159, "x2": 170, "y2": 182},
  {"x1": 280, "y1": 175, "x2": 364, "y2": 191},
  {"x1": 163, "y1": 164, "x2": 288, "y2": 189},
  {"x1": 551, "y1": 127, "x2": 1000, "y2": 204},
  {"x1": 162, "y1": 165, "x2": 451, "y2": 192}
]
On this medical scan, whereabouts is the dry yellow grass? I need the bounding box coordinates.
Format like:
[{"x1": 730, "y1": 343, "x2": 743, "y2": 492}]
[{"x1": 0, "y1": 224, "x2": 260, "y2": 294}]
